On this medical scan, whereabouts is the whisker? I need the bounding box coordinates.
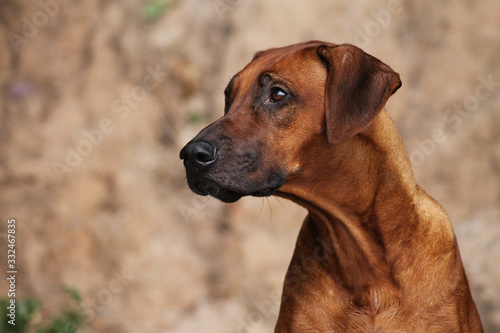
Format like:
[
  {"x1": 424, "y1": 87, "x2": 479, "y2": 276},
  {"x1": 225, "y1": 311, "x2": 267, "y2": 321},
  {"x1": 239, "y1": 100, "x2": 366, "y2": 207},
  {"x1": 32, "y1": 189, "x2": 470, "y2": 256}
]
[
  {"x1": 266, "y1": 197, "x2": 273, "y2": 223},
  {"x1": 273, "y1": 196, "x2": 287, "y2": 219}
]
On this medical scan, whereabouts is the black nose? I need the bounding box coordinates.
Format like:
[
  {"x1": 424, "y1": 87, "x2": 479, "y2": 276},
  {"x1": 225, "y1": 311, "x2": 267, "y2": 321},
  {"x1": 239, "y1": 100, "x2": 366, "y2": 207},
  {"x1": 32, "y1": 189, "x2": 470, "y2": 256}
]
[{"x1": 180, "y1": 140, "x2": 217, "y2": 169}]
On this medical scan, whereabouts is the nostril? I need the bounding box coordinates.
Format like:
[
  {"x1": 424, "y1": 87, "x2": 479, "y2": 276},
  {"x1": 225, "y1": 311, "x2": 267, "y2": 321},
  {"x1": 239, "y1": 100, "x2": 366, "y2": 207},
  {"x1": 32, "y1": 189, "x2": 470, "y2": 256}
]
[{"x1": 196, "y1": 152, "x2": 212, "y2": 163}]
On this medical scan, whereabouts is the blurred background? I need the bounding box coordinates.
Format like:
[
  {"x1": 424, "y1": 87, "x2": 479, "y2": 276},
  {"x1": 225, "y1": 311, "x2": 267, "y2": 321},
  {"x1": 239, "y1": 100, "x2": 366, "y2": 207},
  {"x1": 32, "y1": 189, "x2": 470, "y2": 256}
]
[{"x1": 0, "y1": 0, "x2": 499, "y2": 332}]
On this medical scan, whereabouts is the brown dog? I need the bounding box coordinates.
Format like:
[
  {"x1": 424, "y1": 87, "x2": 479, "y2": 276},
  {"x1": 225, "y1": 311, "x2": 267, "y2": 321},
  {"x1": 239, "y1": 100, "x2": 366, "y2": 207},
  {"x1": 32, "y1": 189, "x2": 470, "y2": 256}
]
[{"x1": 180, "y1": 41, "x2": 483, "y2": 332}]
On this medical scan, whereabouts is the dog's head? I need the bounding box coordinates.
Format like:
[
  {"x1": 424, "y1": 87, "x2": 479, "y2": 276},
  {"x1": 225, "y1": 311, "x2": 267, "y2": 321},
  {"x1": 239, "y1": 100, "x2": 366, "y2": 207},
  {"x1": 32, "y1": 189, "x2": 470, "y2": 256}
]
[{"x1": 180, "y1": 41, "x2": 401, "y2": 202}]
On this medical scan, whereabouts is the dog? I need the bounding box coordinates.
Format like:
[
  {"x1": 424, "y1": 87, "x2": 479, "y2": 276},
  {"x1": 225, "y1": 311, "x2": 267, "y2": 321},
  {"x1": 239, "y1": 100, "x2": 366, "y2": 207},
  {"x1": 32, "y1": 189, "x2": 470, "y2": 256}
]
[{"x1": 180, "y1": 41, "x2": 483, "y2": 332}]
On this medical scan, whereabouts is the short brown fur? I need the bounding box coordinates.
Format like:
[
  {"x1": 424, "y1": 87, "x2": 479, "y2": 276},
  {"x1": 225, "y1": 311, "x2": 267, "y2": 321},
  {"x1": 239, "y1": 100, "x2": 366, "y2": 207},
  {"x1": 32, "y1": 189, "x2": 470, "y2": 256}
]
[{"x1": 180, "y1": 41, "x2": 483, "y2": 332}]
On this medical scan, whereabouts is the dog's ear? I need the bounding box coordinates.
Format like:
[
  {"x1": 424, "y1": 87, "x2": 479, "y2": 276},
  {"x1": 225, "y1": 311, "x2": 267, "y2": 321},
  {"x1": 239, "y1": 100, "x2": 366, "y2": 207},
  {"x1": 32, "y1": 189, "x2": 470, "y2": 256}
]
[{"x1": 317, "y1": 44, "x2": 402, "y2": 144}]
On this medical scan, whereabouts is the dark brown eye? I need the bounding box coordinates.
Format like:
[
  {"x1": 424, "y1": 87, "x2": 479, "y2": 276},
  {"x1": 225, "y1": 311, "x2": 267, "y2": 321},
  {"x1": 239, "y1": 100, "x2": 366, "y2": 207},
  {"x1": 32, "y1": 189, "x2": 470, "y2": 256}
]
[{"x1": 270, "y1": 87, "x2": 287, "y2": 102}]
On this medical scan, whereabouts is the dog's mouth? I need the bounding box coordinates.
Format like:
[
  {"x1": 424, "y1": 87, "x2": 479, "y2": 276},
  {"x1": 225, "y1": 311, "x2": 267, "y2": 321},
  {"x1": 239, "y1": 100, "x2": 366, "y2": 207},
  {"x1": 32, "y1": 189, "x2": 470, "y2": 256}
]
[{"x1": 190, "y1": 179, "x2": 284, "y2": 203}]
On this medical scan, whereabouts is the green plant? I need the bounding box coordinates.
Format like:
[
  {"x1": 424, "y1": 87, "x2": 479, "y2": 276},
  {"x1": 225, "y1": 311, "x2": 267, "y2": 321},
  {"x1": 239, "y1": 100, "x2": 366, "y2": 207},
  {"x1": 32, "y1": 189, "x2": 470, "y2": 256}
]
[
  {"x1": 0, "y1": 286, "x2": 86, "y2": 333},
  {"x1": 0, "y1": 297, "x2": 40, "y2": 333},
  {"x1": 143, "y1": 0, "x2": 170, "y2": 21}
]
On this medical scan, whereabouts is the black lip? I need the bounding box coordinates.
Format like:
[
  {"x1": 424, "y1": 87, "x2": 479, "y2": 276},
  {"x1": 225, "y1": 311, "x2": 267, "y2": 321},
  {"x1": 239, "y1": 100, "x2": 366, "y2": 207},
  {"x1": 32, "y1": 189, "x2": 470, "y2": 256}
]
[
  {"x1": 187, "y1": 179, "x2": 242, "y2": 203},
  {"x1": 216, "y1": 189, "x2": 244, "y2": 203},
  {"x1": 188, "y1": 178, "x2": 284, "y2": 203},
  {"x1": 250, "y1": 184, "x2": 283, "y2": 197}
]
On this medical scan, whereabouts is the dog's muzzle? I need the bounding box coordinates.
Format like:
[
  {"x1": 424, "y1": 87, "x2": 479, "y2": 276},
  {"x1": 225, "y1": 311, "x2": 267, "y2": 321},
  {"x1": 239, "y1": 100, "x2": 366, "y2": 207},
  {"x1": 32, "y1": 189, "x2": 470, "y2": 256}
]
[
  {"x1": 180, "y1": 140, "x2": 243, "y2": 202},
  {"x1": 180, "y1": 140, "x2": 285, "y2": 203}
]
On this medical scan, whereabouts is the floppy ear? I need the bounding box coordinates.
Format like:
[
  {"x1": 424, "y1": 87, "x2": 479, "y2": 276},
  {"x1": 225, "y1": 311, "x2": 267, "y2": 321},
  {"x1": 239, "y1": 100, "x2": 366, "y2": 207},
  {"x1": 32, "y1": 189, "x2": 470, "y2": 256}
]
[{"x1": 317, "y1": 44, "x2": 402, "y2": 144}]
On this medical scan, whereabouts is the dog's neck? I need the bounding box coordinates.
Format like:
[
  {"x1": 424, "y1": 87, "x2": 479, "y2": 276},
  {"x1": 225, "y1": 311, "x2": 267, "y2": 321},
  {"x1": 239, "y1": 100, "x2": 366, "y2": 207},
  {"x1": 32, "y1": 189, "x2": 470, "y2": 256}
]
[
  {"x1": 278, "y1": 109, "x2": 418, "y2": 227},
  {"x1": 277, "y1": 109, "x2": 451, "y2": 293}
]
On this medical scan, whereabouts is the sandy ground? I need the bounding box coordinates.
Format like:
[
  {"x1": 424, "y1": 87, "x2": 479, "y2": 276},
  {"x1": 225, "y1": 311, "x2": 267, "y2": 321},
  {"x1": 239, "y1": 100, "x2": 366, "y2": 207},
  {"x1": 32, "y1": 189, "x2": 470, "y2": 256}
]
[{"x1": 0, "y1": 0, "x2": 499, "y2": 332}]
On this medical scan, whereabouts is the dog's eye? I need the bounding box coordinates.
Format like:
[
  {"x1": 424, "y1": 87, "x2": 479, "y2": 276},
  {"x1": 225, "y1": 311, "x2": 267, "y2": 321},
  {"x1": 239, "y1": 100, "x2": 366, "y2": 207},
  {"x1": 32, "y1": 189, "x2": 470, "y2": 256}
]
[{"x1": 270, "y1": 87, "x2": 287, "y2": 102}]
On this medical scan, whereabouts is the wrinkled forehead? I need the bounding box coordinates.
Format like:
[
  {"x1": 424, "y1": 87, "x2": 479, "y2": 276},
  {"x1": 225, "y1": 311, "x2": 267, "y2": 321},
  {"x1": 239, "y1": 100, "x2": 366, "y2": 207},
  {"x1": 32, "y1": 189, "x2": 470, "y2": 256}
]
[{"x1": 226, "y1": 41, "x2": 334, "y2": 94}]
